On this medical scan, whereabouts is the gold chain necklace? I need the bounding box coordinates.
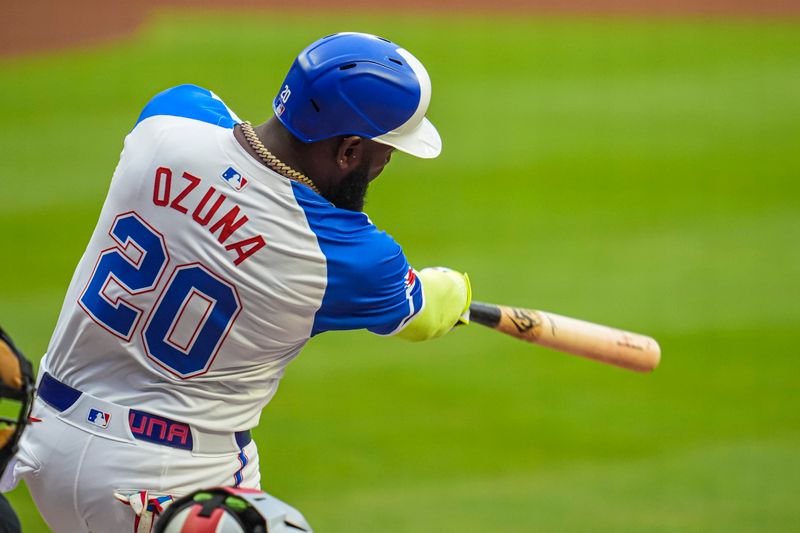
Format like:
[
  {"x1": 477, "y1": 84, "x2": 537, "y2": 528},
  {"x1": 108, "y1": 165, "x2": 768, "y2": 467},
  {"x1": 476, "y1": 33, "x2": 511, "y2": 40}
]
[{"x1": 239, "y1": 121, "x2": 321, "y2": 195}]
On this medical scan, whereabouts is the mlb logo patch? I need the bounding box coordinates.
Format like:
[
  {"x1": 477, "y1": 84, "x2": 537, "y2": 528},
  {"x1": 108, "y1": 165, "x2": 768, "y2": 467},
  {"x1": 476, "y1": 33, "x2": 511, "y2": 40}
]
[
  {"x1": 87, "y1": 408, "x2": 111, "y2": 429},
  {"x1": 221, "y1": 166, "x2": 248, "y2": 191}
]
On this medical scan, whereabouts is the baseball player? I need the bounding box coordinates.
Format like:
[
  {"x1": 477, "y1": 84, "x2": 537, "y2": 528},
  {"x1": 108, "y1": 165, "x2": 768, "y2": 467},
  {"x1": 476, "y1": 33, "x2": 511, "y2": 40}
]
[
  {"x1": 0, "y1": 326, "x2": 35, "y2": 533},
  {"x1": 3, "y1": 32, "x2": 470, "y2": 532}
]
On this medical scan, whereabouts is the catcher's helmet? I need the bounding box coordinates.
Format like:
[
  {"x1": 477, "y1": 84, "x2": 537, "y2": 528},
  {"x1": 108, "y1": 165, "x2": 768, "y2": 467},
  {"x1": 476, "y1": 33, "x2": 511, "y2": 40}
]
[
  {"x1": 274, "y1": 32, "x2": 441, "y2": 159},
  {"x1": 154, "y1": 487, "x2": 312, "y2": 533},
  {"x1": 0, "y1": 327, "x2": 35, "y2": 474}
]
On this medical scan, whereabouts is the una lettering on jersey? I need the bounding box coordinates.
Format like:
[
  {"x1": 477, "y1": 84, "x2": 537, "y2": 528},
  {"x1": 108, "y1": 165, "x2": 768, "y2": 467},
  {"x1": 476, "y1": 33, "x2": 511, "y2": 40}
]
[
  {"x1": 152, "y1": 166, "x2": 266, "y2": 266},
  {"x1": 129, "y1": 409, "x2": 193, "y2": 450}
]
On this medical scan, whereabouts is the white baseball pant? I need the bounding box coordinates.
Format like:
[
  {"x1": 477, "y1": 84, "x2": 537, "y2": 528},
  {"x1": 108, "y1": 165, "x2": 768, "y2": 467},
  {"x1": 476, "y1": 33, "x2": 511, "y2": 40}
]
[{"x1": 3, "y1": 377, "x2": 260, "y2": 533}]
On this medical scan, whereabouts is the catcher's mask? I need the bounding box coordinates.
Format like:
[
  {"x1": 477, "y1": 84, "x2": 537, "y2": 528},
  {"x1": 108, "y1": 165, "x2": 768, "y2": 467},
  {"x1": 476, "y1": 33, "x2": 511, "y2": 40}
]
[
  {"x1": 0, "y1": 327, "x2": 34, "y2": 473},
  {"x1": 155, "y1": 486, "x2": 312, "y2": 533}
]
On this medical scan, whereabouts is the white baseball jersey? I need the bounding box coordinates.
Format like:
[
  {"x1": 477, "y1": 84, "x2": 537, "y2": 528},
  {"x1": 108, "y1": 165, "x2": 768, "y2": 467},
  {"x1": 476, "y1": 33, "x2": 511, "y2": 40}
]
[{"x1": 43, "y1": 84, "x2": 424, "y2": 433}]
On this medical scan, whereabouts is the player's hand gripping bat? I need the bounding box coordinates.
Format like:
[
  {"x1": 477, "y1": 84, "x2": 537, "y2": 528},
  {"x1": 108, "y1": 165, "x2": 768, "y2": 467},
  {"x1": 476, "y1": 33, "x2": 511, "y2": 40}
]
[{"x1": 469, "y1": 301, "x2": 661, "y2": 372}]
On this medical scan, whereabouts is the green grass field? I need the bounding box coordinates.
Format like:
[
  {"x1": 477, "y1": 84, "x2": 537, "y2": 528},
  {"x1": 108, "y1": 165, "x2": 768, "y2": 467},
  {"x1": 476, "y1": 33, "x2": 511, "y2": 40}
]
[{"x1": 1, "y1": 10, "x2": 799, "y2": 532}]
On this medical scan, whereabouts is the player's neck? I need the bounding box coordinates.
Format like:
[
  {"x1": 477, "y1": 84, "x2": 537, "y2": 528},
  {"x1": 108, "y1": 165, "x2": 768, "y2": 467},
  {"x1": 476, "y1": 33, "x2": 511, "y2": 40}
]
[{"x1": 235, "y1": 119, "x2": 331, "y2": 195}]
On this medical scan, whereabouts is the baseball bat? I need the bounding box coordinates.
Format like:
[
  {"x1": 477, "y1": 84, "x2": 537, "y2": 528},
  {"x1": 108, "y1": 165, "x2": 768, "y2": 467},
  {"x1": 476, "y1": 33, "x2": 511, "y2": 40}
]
[{"x1": 469, "y1": 301, "x2": 661, "y2": 372}]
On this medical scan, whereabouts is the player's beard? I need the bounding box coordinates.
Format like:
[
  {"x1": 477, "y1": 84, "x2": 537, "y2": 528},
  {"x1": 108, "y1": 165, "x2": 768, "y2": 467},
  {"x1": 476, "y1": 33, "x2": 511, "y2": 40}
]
[{"x1": 327, "y1": 159, "x2": 371, "y2": 212}]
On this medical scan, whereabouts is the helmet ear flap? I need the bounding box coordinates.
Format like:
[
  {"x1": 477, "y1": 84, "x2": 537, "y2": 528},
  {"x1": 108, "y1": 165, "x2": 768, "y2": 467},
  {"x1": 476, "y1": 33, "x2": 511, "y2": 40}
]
[
  {"x1": 154, "y1": 489, "x2": 261, "y2": 533},
  {"x1": 154, "y1": 487, "x2": 313, "y2": 533}
]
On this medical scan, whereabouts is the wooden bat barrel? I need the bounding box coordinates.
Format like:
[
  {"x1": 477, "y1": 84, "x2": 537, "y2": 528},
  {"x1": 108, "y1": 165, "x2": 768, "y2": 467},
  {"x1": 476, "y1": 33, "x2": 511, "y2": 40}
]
[{"x1": 469, "y1": 301, "x2": 661, "y2": 373}]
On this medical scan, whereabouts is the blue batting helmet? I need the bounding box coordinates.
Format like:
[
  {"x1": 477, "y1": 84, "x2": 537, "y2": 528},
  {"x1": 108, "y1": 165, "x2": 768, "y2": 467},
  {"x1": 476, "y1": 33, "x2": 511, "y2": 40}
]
[{"x1": 273, "y1": 32, "x2": 441, "y2": 159}]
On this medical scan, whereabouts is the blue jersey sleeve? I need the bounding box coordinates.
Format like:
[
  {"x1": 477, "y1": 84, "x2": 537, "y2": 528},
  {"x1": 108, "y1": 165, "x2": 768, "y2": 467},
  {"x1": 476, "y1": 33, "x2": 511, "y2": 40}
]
[
  {"x1": 291, "y1": 182, "x2": 424, "y2": 336},
  {"x1": 135, "y1": 84, "x2": 238, "y2": 129}
]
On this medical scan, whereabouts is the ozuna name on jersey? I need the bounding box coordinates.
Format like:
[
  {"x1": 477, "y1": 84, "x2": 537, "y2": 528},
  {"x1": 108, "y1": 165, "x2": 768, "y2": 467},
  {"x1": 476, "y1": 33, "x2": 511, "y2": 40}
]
[{"x1": 152, "y1": 166, "x2": 266, "y2": 266}]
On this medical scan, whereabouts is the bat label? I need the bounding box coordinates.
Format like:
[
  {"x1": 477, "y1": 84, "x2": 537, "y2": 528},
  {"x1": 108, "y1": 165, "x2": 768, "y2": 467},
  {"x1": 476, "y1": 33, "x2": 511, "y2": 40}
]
[
  {"x1": 616, "y1": 333, "x2": 646, "y2": 351},
  {"x1": 508, "y1": 307, "x2": 538, "y2": 334}
]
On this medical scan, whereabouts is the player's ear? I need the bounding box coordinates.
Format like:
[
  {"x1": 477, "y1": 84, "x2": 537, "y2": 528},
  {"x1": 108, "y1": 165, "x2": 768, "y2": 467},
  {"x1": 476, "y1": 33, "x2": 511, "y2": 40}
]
[{"x1": 335, "y1": 136, "x2": 364, "y2": 171}]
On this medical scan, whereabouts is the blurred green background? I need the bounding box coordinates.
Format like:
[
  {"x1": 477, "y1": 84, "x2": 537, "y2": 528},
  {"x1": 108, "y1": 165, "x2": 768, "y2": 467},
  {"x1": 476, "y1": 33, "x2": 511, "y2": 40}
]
[{"x1": 1, "y1": 10, "x2": 799, "y2": 532}]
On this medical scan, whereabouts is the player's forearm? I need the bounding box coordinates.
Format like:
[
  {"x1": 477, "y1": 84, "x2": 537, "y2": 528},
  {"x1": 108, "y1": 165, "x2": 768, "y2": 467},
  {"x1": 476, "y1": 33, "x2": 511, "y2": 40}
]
[{"x1": 395, "y1": 268, "x2": 471, "y2": 341}]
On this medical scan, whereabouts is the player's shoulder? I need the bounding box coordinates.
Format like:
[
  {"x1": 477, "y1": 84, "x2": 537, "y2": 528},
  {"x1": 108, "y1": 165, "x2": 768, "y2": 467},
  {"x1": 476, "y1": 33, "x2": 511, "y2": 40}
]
[
  {"x1": 134, "y1": 84, "x2": 241, "y2": 130},
  {"x1": 289, "y1": 181, "x2": 402, "y2": 265}
]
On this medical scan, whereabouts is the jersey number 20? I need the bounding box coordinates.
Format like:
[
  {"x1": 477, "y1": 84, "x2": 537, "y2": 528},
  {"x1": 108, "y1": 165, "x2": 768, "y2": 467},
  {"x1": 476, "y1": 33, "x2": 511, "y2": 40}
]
[{"x1": 79, "y1": 212, "x2": 241, "y2": 378}]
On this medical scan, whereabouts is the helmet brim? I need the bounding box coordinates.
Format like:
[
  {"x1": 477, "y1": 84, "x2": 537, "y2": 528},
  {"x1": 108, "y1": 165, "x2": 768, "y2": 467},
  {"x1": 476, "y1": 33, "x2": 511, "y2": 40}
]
[{"x1": 373, "y1": 116, "x2": 442, "y2": 159}]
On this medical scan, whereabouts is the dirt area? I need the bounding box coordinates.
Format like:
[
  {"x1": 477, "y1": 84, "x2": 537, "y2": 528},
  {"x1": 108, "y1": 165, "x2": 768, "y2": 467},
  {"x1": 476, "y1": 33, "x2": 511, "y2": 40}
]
[{"x1": 2, "y1": 0, "x2": 799, "y2": 58}]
